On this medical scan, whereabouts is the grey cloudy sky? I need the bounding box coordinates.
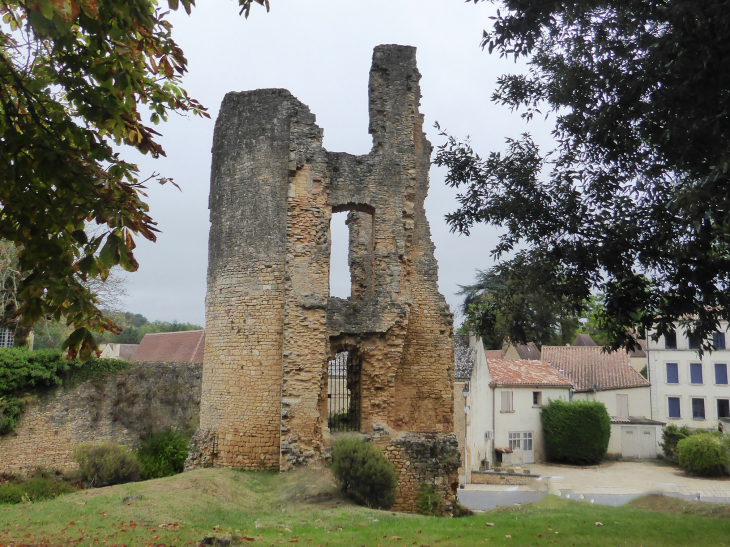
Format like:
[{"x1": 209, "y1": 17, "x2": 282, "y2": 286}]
[{"x1": 121, "y1": 0, "x2": 554, "y2": 326}]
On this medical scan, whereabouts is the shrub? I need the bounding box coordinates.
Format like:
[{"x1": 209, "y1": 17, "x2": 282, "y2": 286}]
[
  {"x1": 72, "y1": 443, "x2": 141, "y2": 487},
  {"x1": 660, "y1": 424, "x2": 694, "y2": 462},
  {"x1": 541, "y1": 399, "x2": 611, "y2": 464},
  {"x1": 330, "y1": 437, "x2": 397, "y2": 509},
  {"x1": 676, "y1": 432, "x2": 730, "y2": 476},
  {"x1": 415, "y1": 482, "x2": 445, "y2": 516},
  {"x1": 137, "y1": 429, "x2": 190, "y2": 480},
  {"x1": 0, "y1": 477, "x2": 76, "y2": 504}
]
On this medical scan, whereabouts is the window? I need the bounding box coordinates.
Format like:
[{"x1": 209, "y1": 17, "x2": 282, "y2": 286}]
[
  {"x1": 0, "y1": 328, "x2": 14, "y2": 348},
  {"x1": 713, "y1": 332, "x2": 726, "y2": 350},
  {"x1": 665, "y1": 332, "x2": 677, "y2": 349},
  {"x1": 717, "y1": 399, "x2": 730, "y2": 419},
  {"x1": 616, "y1": 394, "x2": 629, "y2": 418},
  {"x1": 666, "y1": 362, "x2": 679, "y2": 384},
  {"x1": 668, "y1": 397, "x2": 681, "y2": 418},
  {"x1": 715, "y1": 363, "x2": 728, "y2": 385},
  {"x1": 688, "y1": 333, "x2": 701, "y2": 350},
  {"x1": 690, "y1": 363, "x2": 703, "y2": 384},
  {"x1": 532, "y1": 391, "x2": 542, "y2": 407},
  {"x1": 508, "y1": 432, "x2": 521, "y2": 450},
  {"x1": 501, "y1": 390, "x2": 514, "y2": 412},
  {"x1": 327, "y1": 351, "x2": 361, "y2": 432},
  {"x1": 692, "y1": 398, "x2": 706, "y2": 420},
  {"x1": 522, "y1": 432, "x2": 533, "y2": 451}
]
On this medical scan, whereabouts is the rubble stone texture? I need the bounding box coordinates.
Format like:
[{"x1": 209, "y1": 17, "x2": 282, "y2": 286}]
[{"x1": 196, "y1": 45, "x2": 458, "y2": 510}]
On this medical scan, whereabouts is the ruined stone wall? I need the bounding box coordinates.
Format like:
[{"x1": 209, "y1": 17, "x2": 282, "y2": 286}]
[
  {"x1": 199, "y1": 44, "x2": 457, "y2": 511},
  {"x1": 0, "y1": 363, "x2": 201, "y2": 474}
]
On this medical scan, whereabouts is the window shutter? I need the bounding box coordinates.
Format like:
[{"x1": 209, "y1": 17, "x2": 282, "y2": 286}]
[{"x1": 501, "y1": 390, "x2": 513, "y2": 412}]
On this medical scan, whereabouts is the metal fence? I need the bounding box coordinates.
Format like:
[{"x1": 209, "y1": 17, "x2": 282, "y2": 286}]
[{"x1": 327, "y1": 351, "x2": 359, "y2": 432}]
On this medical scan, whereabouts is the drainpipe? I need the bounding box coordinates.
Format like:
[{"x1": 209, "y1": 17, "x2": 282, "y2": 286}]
[
  {"x1": 462, "y1": 383, "x2": 470, "y2": 485},
  {"x1": 491, "y1": 384, "x2": 496, "y2": 466}
]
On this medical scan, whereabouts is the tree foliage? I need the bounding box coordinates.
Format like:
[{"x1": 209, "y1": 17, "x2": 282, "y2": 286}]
[
  {"x1": 330, "y1": 437, "x2": 397, "y2": 510},
  {"x1": 0, "y1": 0, "x2": 269, "y2": 359},
  {"x1": 436, "y1": 0, "x2": 730, "y2": 351}
]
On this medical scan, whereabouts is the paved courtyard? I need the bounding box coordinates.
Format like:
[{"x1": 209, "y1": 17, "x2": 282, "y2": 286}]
[{"x1": 459, "y1": 461, "x2": 730, "y2": 510}]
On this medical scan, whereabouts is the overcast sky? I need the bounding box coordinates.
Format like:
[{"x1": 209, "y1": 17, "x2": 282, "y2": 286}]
[{"x1": 120, "y1": 0, "x2": 554, "y2": 327}]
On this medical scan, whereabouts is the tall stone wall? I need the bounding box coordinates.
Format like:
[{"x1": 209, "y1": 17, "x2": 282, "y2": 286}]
[
  {"x1": 0, "y1": 363, "x2": 202, "y2": 474},
  {"x1": 197, "y1": 44, "x2": 458, "y2": 511}
]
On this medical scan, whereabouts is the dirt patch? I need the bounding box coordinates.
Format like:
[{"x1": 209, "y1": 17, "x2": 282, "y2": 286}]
[{"x1": 629, "y1": 494, "x2": 730, "y2": 518}]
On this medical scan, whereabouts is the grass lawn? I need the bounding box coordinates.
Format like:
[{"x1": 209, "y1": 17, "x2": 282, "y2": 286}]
[{"x1": 1, "y1": 468, "x2": 729, "y2": 546}]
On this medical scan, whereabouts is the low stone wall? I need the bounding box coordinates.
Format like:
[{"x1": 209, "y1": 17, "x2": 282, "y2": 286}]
[
  {"x1": 372, "y1": 432, "x2": 460, "y2": 513},
  {"x1": 0, "y1": 362, "x2": 202, "y2": 475},
  {"x1": 470, "y1": 470, "x2": 538, "y2": 485}
]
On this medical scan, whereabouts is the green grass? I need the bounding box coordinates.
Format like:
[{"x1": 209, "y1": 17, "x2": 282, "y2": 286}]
[{"x1": 1, "y1": 468, "x2": 729, "y2": 546}]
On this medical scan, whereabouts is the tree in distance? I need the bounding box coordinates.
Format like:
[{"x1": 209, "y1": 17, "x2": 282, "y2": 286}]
[
  {"x1": 0, "y1": 0, "x2": 269, "y2": 358},
  {"x1": 436, "y1": 0, "x2": 730, "y2": 351}
]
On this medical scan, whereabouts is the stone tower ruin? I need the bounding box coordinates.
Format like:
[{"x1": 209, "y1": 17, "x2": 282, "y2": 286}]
[{"x1": 190, "y1": 45, "x2": 459, "y2": 511}]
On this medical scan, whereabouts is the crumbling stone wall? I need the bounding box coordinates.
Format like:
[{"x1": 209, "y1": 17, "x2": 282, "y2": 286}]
[
  {"x1": 196, "y1": 44, "x2": 458, "y2": 511},
  {"x1": 0, "y1": 362, "x2": 202, "y2": 474}
]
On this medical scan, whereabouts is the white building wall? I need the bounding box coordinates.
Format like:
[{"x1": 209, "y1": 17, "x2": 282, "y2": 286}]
[
  {"x1": 493, "y1": 386, "x2": 570, "y2": 463},
  {"x1": 648, "y1": 321, "x2": 730, "y2": 430},
  {"x1": 573, "y1": 387, "x2": 651, "y2": 418},
  {"x1": 465, "y1": 336, "x2": 492, "y2": 477}
]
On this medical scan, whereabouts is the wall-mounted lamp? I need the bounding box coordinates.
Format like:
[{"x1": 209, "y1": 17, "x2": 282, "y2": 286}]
[{"x1": 462, "y1": 383, "x2": 470, "y2": 399}]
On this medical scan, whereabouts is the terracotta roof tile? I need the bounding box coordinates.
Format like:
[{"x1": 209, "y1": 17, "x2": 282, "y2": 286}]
[
  {"x1": 485, "y1": 349, "x2": 503, "y2": 360},
  {"x1": 132, "y1": 330, "x2": 205, "y2": 363},
  {"x1": 488, "y1": 359, "x2": 572, "y2": 387},
  {"x1": 572, "y1": 334, "x2": 597, "y2": 346},
  {"x1": 541, "y1": 346, "x2": 650, "y2": 392}
]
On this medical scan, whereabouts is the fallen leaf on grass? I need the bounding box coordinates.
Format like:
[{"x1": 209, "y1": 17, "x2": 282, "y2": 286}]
[
  {"x1": 242, "y1": 537, "x2": 255, "y2": 542},
  {"x1": 505, "y1": 535, "x2": 511, "y2": 539},
  {"x1": 390, "y1": 536, "x2": 402, "y2": 540},
  {"x1": 595, "y1": 522, "x2": 603, "y2": 526},
  {"x1": 485, "y1": 523, "x2": 494, "y2": 527}
]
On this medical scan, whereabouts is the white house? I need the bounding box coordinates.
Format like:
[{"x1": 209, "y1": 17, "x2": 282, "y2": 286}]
[
  {"x1": 542, "y1": 344, "x2": 662, "y2": 459},
  {"x1": 455, "y1": 336, "x2": 571, "y2": 480},
  {"x1": 647, "y1": 321, "x2": 730, "y2": 430}
]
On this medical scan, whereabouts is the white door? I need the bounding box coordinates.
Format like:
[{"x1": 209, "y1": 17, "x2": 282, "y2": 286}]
[
  {"x1": 621, "y1": 426, "x2": 639, "y2": 458},
  {"x1": 521, "y1": 431, "x2": 534, "y2": 464},
  {"x1": 639, "y1": 427, "x2": 656, "y2": 459}
]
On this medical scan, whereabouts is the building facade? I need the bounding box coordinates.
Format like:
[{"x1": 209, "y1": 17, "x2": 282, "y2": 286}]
[{"x1": 648, "y1": 321, "x2": 730, "y2": 430}]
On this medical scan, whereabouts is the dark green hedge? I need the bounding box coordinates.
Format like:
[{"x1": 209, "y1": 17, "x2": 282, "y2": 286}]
[
  {"x1": 0, "y1": 348, "x2": 128, "y2": 434},
  {"x1": 541, "y1": 399, "x2": 611, "y2": 464},
  {"x1": 331, "y1": 437, "x2": 397, "y2": 509}
]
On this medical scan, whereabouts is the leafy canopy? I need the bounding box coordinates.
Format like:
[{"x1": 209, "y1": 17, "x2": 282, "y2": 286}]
[
  {"x1": 0, "y1": 0, "x2": 269, "y2": 359},
  {"x1": 436, "y1": 0, "x2": 730, "y2": 351}
]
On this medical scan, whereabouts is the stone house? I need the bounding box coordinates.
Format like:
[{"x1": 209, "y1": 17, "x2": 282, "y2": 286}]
[
  {"x1": 647, "y1": 321, "x2": 730, "y2": 430},
  {"x1": 541, "y1": 344, "x2": 661, "y2": 459},
  {"x1": 98, "y1": 343, "x2": 138, "y2": 360}
]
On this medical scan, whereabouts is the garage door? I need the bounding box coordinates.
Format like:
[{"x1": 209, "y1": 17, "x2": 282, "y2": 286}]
[{"x1": 621, "y1": 426, "x2": 656, "y2": 459}]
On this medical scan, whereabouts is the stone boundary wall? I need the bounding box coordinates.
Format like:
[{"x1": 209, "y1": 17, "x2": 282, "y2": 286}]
[
  {"x1": 372, "y1": 432, "x2": 460, "y2": 513},
  {"x1": 470, "y1": 471, "x2": 538, "y2": 485},
  {"x1": 0, "y1": 362, "x2": 202, "y2": 475}
]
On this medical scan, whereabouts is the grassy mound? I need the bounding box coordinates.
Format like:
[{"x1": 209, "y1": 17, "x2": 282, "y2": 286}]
[{"x1": 1, "y1": 468, "x2": 729, "y2": 546}]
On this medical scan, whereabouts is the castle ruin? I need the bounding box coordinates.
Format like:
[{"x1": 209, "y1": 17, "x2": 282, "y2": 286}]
[{"x1": 189, "y1": 45, "x2": 459, "y2": 511}]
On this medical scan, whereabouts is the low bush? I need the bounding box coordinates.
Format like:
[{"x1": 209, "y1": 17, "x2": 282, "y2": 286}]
[
  {"x1": 660, "y1": 424, "x2": 694, "y2": 462},
  {"x1": 676, "y1": 432, "x2": 730, "y2": 477},
  {"x1": 541, "y1": 399, "x2": 611, "y2": 464},
  {"x1": 72, "y1": 442, "x2": 141, "y2": 487},
  {"x1": 137, "y1": 429, "x2": 190, "y2": 480},
  {"x1": 0, "y1": 476, "x2": 76, "y2": 504},
  {"x1": 330, "y1": 437, "x2": 397, "y2": 509},
  {"x1": 415, "y1": 482, "x2": 445, "y2": 516}
]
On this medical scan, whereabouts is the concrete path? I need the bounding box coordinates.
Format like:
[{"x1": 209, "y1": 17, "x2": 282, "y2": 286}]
[{"x1": 458, "y1": 461, "x2": 730, "y2": 511}]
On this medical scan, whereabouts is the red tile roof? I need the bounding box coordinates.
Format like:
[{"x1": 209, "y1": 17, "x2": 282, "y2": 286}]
[
  {"x1": 488, "y1": 359, "x2": 573, "y2": 387},
  {"x1": 541, "y1": 346, "x2": 650, "y2": 392},
  {"x1": 572, "y1": 334, "x2": 597, "y2": 347},
  {"x1": 132, "y1": 330, "x2": 205, "y2": 363},
  {"x1": 514, "y1": 342, "x2": 541, "y2": 360}
]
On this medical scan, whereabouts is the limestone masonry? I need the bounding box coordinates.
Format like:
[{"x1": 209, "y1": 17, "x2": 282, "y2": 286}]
[{"x1": 192, "y1": 45, "x2": 459, "y2": 511}]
